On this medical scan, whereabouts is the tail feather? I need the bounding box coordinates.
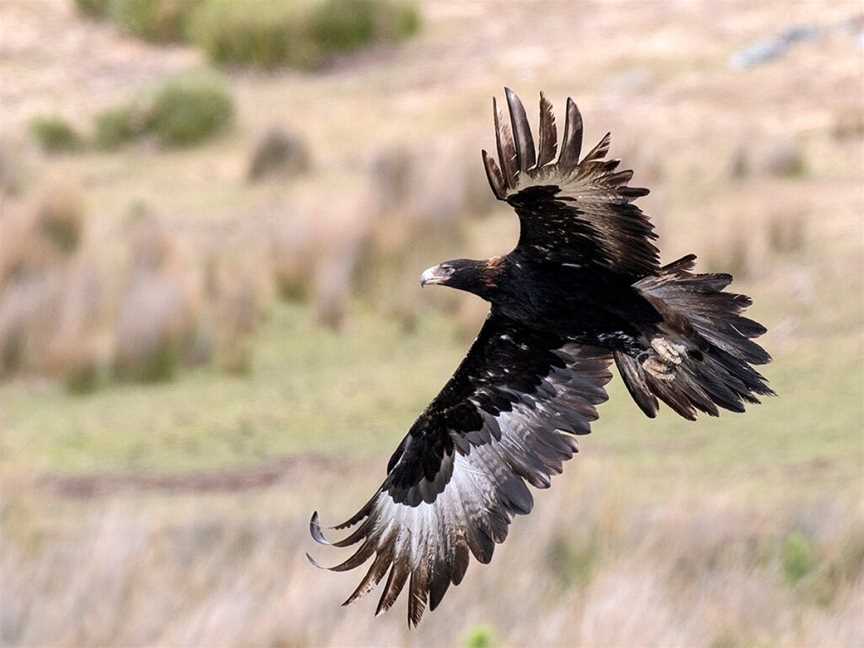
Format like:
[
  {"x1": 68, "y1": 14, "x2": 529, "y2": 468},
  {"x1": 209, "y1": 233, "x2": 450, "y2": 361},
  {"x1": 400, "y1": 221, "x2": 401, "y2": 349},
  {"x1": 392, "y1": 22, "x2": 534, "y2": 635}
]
[
  {"x1": 616, "y1": 254, "x2": 774, "y2": 420},
  {"x1": 615, "y1": 352, "x2": 660, "y2": 417}
]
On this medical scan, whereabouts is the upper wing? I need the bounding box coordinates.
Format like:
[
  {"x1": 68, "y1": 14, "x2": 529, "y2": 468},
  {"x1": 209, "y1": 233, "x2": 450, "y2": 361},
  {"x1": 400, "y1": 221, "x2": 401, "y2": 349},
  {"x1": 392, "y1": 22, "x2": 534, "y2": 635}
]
[
  {"x1": 483, "y1": 88, "x2": 659, "y2": 278},
  {"x1": 308, "y1": 314, "x2": 612, "y2": 626}
]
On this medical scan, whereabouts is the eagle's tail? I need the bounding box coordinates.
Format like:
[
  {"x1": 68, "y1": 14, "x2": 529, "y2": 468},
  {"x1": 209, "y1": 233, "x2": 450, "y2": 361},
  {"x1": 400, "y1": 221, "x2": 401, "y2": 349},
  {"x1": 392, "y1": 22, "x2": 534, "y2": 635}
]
[{"x1": 614, "y1": 254, "x2": 774, "y2": 420}]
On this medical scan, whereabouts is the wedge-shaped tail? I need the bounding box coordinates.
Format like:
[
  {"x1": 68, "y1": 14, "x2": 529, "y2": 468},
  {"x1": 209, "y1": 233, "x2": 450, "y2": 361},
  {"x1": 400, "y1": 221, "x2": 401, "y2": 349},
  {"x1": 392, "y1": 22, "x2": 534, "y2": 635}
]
[{"x1": 615, "y1": 254, "x2": 774, "y2": 420}]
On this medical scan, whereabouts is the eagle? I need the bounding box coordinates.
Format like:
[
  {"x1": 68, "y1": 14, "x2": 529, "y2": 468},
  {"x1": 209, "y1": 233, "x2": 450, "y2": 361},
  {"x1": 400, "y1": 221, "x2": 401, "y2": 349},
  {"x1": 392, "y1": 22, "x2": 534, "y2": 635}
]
[{"x1": 308, "y1": 89, "x2": 772, "y2": 626}]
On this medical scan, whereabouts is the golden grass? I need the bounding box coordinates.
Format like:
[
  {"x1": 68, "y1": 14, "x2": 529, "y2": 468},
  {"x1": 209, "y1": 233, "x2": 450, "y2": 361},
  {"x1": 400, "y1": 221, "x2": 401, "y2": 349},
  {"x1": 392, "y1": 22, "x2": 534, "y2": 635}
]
[{"x1": 1, "y1": 459, "x2": 862, "y2": 647}]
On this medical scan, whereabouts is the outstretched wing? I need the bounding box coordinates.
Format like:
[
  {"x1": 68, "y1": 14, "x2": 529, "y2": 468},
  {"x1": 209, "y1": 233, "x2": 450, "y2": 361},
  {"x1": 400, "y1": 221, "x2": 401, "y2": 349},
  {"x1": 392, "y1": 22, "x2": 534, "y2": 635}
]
[
  {"x1": 483, "y1": 88, "x2": 659, "y2": 279},
  {"x1": 308, "y1": 314, "x2": 612, "y2": 625}
]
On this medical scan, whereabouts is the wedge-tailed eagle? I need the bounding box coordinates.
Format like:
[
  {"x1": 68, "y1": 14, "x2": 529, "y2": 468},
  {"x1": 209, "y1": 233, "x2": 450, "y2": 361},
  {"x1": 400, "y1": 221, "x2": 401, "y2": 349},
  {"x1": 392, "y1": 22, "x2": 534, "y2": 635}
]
[{"x1": 308, "y1": 89, "x2": 772, "y2": 625}]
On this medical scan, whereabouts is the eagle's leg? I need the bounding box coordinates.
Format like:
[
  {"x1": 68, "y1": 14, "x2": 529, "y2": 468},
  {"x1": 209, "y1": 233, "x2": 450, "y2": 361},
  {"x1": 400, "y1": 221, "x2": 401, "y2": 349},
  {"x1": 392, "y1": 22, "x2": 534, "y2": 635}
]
[
  {"x1": 650, "y1": 337, "x2": 686, "y2": 365},
  {"x1": 641, "y1": 337, "x2": 687, "y2": 382}
]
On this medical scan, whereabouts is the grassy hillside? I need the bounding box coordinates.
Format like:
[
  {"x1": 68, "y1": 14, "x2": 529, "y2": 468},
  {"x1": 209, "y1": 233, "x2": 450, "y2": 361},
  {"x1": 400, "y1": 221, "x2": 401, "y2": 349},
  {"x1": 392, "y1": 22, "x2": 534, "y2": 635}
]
[{"x1": 1, "y1": 0, "x2": 862, "y2": 646}]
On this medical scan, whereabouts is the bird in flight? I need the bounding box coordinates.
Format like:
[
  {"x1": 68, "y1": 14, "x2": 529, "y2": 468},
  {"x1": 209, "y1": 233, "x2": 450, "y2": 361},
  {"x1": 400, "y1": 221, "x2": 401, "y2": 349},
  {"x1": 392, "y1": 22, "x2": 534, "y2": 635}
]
[{"x1": 308, "y1": 89, "x2": 773, "y2": 626}]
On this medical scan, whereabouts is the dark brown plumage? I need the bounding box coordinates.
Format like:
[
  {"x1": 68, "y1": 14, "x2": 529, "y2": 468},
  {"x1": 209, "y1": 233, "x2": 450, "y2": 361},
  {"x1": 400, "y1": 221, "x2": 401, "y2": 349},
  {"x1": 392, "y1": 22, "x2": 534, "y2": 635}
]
[{"x1": 308, "y1": 89, "x2": 773, "y2": 626}]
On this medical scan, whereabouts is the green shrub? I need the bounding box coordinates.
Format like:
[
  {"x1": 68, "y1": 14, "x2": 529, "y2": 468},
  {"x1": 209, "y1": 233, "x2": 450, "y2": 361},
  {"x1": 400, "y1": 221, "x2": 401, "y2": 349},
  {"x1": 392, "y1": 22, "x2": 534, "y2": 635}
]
[
  {"x1": 74, "y1": 0, "x2": 111, "y2": 17},
  {"x1": 148, "y1": 75, "x2": 234, "y2": 147},
  {"x1": 109, "y1": 0, "x2": 203, "y2": 42},
  {"x1": 311, "y1": 0, "x2": 379, "y2": 53},
  {"x1": 189, "y1": 0, "x2": 319, "y2": 69},
  {"x1": 91, "y1": 75, "x2": 234, "y2": 150},
  {"x1": 30, "y1": 116, "x2": 84, "y2": 153},
  {"x1": 311, "y1": 0, "x2": 420, "y2": 54},
  {"x1": 93, "y1": 103, "x2": 151, "y2": 150},
  {"x1": 463, "y1": 625, "x2": 496, "y2": 648},
  {"x1": 782, "y1": 531, "x2": 817, "y2": 586},
  {"x1": 189, "y1": 0, "x2": 420, "y2": 69}
]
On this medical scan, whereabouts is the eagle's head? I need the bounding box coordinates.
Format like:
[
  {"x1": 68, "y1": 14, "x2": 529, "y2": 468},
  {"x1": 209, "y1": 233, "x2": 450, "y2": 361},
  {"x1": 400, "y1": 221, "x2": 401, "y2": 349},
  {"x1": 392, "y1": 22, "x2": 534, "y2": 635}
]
[{"x1": 420, "y1": 258, "x2": 502, "y2": 300}]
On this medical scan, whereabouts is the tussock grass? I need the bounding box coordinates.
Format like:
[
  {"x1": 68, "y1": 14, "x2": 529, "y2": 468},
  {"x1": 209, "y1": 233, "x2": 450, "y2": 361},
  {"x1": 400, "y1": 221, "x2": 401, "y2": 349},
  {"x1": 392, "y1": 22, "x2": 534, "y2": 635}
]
[
  {"x1": 30, "y1": 116, "x2": 84, "y2": 154},
  {"x1": 1, "y1": 466, "x2": 861, "y2": 646},
  {"x1": 92, "y1": 103, "x2": 150, "y2": 150},
  {"x1": 149, "y1": 74, "x2": 235, "y2": 147},
  {"x1": 30, "y1": 78, "x2": 234, "y2": 155},
  {"x1": 109, "y1": 0, "x2": 203, "y2": 43},
  {"x1": 35, "y1": 182, "x2": 85, "y2": 255},
  {"x1": 247, "y1": 127, "x2": 311, "y2": 183},
  {"x1": 189, "y1": 0, "x2": 420, "y2": 69},
  {"x1": 73, "y1": 0, "x2": 110, "y2": 17},
  {"x1": 189, "y1": 0, "x2": 316, "y2": 69}
]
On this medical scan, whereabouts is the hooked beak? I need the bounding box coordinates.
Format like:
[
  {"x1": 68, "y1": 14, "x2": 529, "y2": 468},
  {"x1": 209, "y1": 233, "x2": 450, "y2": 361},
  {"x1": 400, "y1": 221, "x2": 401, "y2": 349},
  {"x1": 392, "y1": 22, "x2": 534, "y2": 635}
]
[{"x1": 420, "y1": 264, "x2": 452, "y2": 287}]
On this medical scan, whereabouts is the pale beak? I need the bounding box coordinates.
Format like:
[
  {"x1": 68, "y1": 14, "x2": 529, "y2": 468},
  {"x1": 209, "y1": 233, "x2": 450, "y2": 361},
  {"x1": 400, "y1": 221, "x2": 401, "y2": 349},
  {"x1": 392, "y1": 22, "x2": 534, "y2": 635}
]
[{"x1": 420, "y1": 265, "x2": 450, "y2": 287}]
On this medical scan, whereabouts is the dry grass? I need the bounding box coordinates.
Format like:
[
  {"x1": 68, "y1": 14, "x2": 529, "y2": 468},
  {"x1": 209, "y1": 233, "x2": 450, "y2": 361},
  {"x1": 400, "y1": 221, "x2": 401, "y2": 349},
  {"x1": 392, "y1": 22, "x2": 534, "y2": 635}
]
[{"x1": 1, "y1": 465, "x2": 861, "y2": 647}]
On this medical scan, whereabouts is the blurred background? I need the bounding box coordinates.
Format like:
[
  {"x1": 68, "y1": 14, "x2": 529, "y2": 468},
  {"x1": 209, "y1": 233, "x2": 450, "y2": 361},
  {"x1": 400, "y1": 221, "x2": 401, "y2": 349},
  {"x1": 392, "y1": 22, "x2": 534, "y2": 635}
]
[{"x1": 0, "y1": 1, "x2": 862, "y2": 646}]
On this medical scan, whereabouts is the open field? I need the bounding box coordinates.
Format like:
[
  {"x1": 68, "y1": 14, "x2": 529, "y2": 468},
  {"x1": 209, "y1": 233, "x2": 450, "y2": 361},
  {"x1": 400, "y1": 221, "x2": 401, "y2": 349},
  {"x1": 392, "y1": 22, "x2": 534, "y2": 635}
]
[
  {"x1": 0, "y1": 300, "x2": 862, "y2": 486},
  {"x1": 1, "y1": 0, "x2": 863, "y2": 646},
  {"x1": 2, "y1": 289, "x2": 862, "y2": 645}
]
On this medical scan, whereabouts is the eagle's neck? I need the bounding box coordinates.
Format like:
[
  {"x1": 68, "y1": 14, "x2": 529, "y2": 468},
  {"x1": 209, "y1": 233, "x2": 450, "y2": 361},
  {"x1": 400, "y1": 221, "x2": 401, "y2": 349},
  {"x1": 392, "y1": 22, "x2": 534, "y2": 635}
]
[{"x1": 450, "y1": 257, "x2": 506, "y2": 302}]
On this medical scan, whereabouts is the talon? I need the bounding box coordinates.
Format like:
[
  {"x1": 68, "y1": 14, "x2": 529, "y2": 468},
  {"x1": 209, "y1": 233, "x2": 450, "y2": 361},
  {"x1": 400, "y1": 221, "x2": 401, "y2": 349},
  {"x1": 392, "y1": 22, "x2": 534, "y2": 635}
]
[
  {"x1": 642, "y1": 356, "x2": 676, "y2": 381},
  {"x1": 650, "y1": 337, "x2": 685, "y2": 365}
]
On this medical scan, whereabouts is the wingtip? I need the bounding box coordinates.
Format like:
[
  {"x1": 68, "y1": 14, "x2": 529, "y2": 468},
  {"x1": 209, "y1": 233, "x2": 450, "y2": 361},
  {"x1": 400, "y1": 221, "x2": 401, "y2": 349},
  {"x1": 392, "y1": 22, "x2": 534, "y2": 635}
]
[
  {"x1": 565, "y1": 97, "x2": 581, "y2": 121},
  {"x1": 503, "y1": 86, "x2": 536, "y2": 173},
  {"x1": 407, "y1": 604, "x2": 425, "y2": 628},
  {"x1": 558, "y1": 98, "x2": 584, "y2": 169},
  {"x1": 306, "y1": 552, "x2": 325, "y2": 569},
  {"x1": 309, "y1": 510, "x2": 332, "y2": 545},
  {"x1": 482, "y1": 148, "x2": 507, "y2": 200}
]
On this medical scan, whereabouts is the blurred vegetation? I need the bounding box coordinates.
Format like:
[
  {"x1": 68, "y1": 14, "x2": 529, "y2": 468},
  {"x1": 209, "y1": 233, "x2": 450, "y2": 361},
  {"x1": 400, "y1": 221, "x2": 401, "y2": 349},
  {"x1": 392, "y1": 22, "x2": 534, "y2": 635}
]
[
  {"x1": 149, "y1": 74, "x2": 235, "y2": 146},
  {"x1": 109, "y1": 0, "x2": 203, "y2": 43},
  {"x1": 189, "y1": 0, "x2": 420, "y2": 68},
  {"x1": 310, "y1": 0, "x2": 420, "y2": 54},
  {"x1": 74, "y1": 0, "x2": 110, "y2": 17},
  {"x1": 72, "y1": 0, "x2": 421, "y2": 68},
  {"x1": 36, "y1": 183, "x2": 86, "y2": 255},
  {"x1": 93, "y1": 103, "x2": 151, "y2": 150},
  {"x1": 188, "y1": 0, "x2": 318, "y2": 69},
  {"x1": 546, "y1": 529, "x2": 600, "y2": 590},
  {"x1": 464, "y1": 625, "x2": 497, "y2": 648},
  {"x1": 39, "y1": 75, "x2": 235, "y2": 151},
  {"x1": 29, "y1": 116, "x2": 84, "y2": 154},
  {"x1": 246, "y1": 128, "x2": 312, "y2": 182},
  {"x1": 782, "y1": 531, "x2": 817, "y2": 586}
]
